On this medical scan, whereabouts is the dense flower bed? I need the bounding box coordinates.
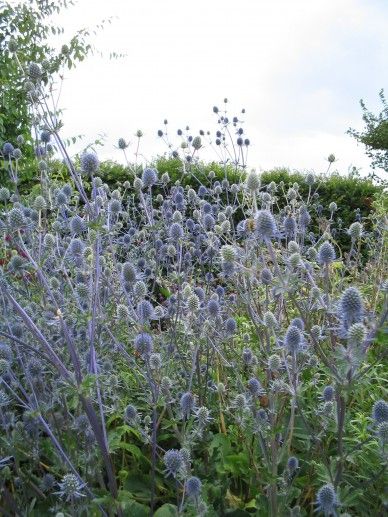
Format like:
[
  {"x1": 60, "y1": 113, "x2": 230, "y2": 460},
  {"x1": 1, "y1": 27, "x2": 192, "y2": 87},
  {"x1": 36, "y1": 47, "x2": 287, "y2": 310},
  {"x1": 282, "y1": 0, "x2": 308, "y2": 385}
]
[{"x1": 0, "y1": 62, "x2": 387, "y2": 516}]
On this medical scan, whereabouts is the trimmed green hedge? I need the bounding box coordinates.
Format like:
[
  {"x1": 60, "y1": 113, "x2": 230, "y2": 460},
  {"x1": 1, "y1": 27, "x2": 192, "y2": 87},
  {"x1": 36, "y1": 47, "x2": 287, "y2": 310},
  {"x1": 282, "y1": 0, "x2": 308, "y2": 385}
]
[{"x1": 4, "y1": 156, "x2": 384, "y2": 249}]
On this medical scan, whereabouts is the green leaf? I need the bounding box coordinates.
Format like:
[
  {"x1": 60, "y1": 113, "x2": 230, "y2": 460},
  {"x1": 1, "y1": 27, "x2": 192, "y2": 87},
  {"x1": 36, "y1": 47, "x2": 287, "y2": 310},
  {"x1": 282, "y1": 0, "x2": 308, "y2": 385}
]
[{"x1": 153, "y1": 504, "x2": 178, "y2": 517}]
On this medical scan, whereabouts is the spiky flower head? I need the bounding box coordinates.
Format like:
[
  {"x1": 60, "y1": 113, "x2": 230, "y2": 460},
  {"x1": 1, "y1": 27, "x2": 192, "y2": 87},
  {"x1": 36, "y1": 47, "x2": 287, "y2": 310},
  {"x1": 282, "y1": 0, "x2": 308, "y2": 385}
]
[
  {"x1": 118, "y1": 138, "x2": 128, "y2": 149},
  {"x1": 287, "y1": 456, "x2": 299, "y2": 472},
  {"x1": 34, "y1": 195, "x2": 47, "y2": 211},
  {"x1": 2, "y1": 142, "x2": 14, "y2": 157},
  {"x1": 255, "y1": 210, "x2": 277, "y2": 240},
  {"x1": 377, "y1": 421, "x2": 388, "y2": 446},
  {"x1": 180, "y1": 391, "x2": 195, "y2": 419},
  {"x1": 316, "y1": 483, "x2": 337, "y2": 516},
  {"x1": 41, "y1": 473, "x2": 55, "y2": 492},
  {"x1": 225, "y1": 317, "x2": 237, "y2": 334},
  {"x1": 247, "y1": 378, "x2": 263, "y2": 396},
  {"x1": 338, "y1": 287, "x2": 363, "y2": 325},
  {"x1": 246, "y1": 170, "x2": 261, "y2": 192},
  {"x1": 134, "y1": 333, "x2": 153, "y2": 356},
  {"x1": 264, "y1": 311, "x2": 277, "y2": 329},
  {"x1": 347, "y1": 322, "x2": 366, "y2": 346},
  {"x1": 289, "y1": 252, "x2": 301, "y2": 269},
  {"x1": 284, "y1": 325, "x2": 302, "y2": 354},
  {"x1": 80, "y1": 152, "x2": 99, "y2": 174},
  {"x1": 268, "y1": 354, "x2": 281, "y2": 371},
  {"x1": 124, "y1": 404, "x2": 139, "y2": 425},
  {"x1": 186, "y1": 476, "x2": 202, "y2": 498},
  {"x1": 164, "y1": 449, "x2": 183, "y2": 477},
  {"x1": 207, "y1": 299, "x2": 220, "y2": 318},
  {"x1": 318, "y1": 241, "x2": 335, "y2": 265},
  {"x1": 372, "y1": 400, "x2": 388, "y2": 425},
  {"x1": 0, "y1": 187, "x2": 10, "y2": 201},
  {"x1": 8, "y1": 207, "x2": 25, "y2": 230},
  {"x1": 28, "y1": 62, "x2": 42, "y2": 82},
  {"x1": 149, "y1": 353, "x2": 162, "y2": 370},
  {"x1": 122, "y1": 262, "x2": 137, "y2": 284},
  {"x1": 322, "y1": 385, "x2": 334, "y2": 402},
  {"x1": 261, "y1": 267, "x2": 273, "y2": 285},
  {"x1": 192, "y1": 136, "x2": 202, "y2": 150},
  {"x1": 169, "y1": 222, "x2": 184, "y2": 240},
  {"x1": 40, "y1": 130, "x2": 51, "y2": 143},
  {"x1": 306, "y1": 173, "x2": 315, "y2": 185},
  {"x1": 221, "y1": 245, "x2": 237, "y2": 262},
  {"x1": 288, "y1": 241, "x2": 299, "y2": 254},
  {"x1": 136, "y1": 300, "x2": 154, "y2": 323},
  {"x1": 348, "y1": 221, "x2": 363, "y2": 240},
  {"x1": 142, "y1": 167, "x2": 158, "y2": 187},
  {"x1": 55, "y1": 474, "x2": 85, "y2": 501},
  {"x1": 70, "y1": 215, "x2": 86, "y2": 235},
  {"x1": 195, "y1": 406, "x2": 211, "y2": 427}
]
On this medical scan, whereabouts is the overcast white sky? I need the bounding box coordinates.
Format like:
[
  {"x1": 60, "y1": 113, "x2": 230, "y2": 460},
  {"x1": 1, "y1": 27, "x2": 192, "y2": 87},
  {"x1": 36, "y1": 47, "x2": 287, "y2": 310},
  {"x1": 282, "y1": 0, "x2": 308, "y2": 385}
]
[{"x1": 49, "y1": 0, "x2": 387, "y2": 175}]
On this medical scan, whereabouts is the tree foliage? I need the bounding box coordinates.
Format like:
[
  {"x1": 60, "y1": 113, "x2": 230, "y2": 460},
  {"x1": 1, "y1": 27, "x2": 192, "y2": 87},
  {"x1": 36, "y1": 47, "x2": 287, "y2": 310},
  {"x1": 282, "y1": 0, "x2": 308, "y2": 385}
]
[
  {"x1": 348, "y1": 89, "x2": 388, "y2": 177},
  {"x1": 0, "y1": 0, "x2": 110, "y2": 148}
]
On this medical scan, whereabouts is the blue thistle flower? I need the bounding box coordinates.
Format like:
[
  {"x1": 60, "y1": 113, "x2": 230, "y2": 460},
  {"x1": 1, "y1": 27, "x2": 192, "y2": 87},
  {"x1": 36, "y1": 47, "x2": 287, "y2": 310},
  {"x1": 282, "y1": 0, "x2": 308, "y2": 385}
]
[
  {"x1": 2, "y1": 142, "x2": 14, "y2": 157},
  {"x1": 247, "y1": 378, "x2": 263, "y2": 396},
  {"x1": 261, "y1": 268, "x2": 273, "y2": 285},
  {"x1": 142, "y1": 167, "x2": 158, "y2": 187},
  {"x1": 322, "y1": 385, "x2": 334, "y2": 402},
  {"x1": 41, "y1": 473, "x2": 56, "y2": 492},
  {"x1": 169, "y1": 222, "x2": 183, "y2": 240},
  {"x1": 243, "y1": 348, "x2": 253, "y2": 365},
  {"x1": 28, "y1": 62, "x2": 42, "y2": 81},
  {"x1": 186, "y1": 476, "x2": 202, "y2": 498},
  {"x1": 164, "y1": 449, "x2": 183, "y2": 477},
  {"x1": 225, "y1": 317, "x2": 237, "y2": 334},
  {"x1": 54, "y1": 474, "x2": 85, "y2": 501},
  {"x1": 180, "y1": 391, "x2": 195, "y2": 419},
  {"x1": 69, "y1": 238, "x2": 84, "y2": 257},
  {"x1": 136, "y1": 300, "x2": 155, "y2": 322},
  {"x1": 338, "y1": 287, "x2": 363, "y2": 325},
  {"x1": 284, "y1": 216, "x2": 296, "y2": 237},
  {"x1": 315, "y1": 484, "x2": 338, "y2": 516},
  {"x1": 198, "y1": 185, "x2": 208, "y2": 197},
  {"x1": 124, "y1": 404, "x2": 139, "y2": 425},
  {"x1": 62, "y1": 184, "x2": 72, "y2": 197},
  {"x1": 80, "y1": 152, "x2": 99, "y2": 174},
  {"x1": 122, "y1": 262, "x2": 137, "y2": 284},
  {"x1": 8, "y1": 208, "x2": 25, "y2": 230},
  {"x1": 109, "y1": 199, "x2": 121, "y2": 214},
  {"x1": 118, "y1": 137, "x2": 128, "y2": 149},
  {"x1": 287, "y1": 456, "x2": 299, "y2": 472},
  {"x1": 290, "y1": 318, "x2": 304, "y2": 331},
  {"x1": 299, "y1": 207, "x2": 311, "y2": 229},
  {"x1": 372, "y1": 400, "x2": 388, "y2": 424},
  {"x1": 40, "y1": 130, "x2": 51, "y2": 143},
  {"x1": 203, "y1": 213, "x2": 215, "y2": 230},
  {"x1": 284, "y1": 325, "x2": 302, "y2": 354},
  {"x1": 207, "y1": 299, "x2": 220, "y2": 318},
  {"x1": 255, "y1": 210, "x2": 277, "y2": 240},
  {"x1": 318, "y1": 241, "x2": 335, "y2": 265},
  {"x1": 134, "y1": 333, "x2": 153, "y2": 356},
  {"x1": 70, "y1": 215, "x2": 86, "y2": 235}
]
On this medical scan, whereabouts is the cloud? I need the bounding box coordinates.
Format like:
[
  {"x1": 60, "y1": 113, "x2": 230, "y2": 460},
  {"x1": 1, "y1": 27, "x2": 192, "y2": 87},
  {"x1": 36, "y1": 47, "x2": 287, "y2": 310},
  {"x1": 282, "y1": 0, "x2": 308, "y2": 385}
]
[{"x1": 50, "y1": 0, "x2": 387, "y2": 174}]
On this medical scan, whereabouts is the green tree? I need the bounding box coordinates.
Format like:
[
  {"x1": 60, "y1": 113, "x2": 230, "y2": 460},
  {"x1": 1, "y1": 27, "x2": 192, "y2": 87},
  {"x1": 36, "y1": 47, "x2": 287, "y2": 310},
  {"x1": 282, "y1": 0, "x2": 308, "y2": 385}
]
[
  {"x1": 348, "y1": 89, "x2": 388, "y2": 178},
  {"x1": 0, "y1": 0, "x2": 120, "y2": 188}
]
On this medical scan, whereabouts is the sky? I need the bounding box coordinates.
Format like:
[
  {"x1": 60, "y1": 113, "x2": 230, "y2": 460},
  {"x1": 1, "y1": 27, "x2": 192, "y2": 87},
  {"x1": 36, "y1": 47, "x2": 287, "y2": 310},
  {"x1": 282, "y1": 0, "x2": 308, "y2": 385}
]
[{"x1": 47, "y1": 0, "x2": 388, "y2": 175}]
